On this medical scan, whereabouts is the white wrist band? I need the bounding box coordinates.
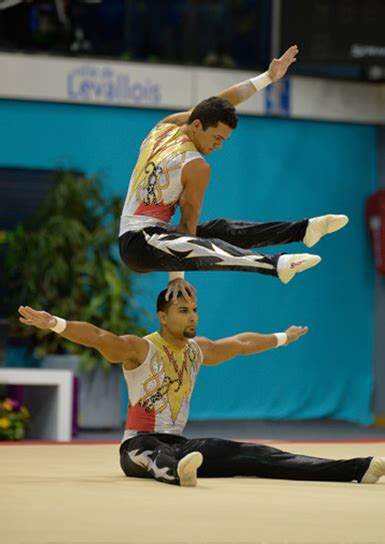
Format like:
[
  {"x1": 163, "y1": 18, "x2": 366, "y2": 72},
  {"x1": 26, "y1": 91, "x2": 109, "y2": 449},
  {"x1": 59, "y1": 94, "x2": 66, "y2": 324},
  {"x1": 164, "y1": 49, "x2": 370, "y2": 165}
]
[
  {"x1": 169, "y1": 272, "x2": 185, "y2": 281},
  {"x1": 250, "y1": 71, "x2": 272, "y2": 92},
  {"x1": 50, "y1": 316, "x2": 67, "y2": 334},
  {"x1": 274, "y1": 332, "x2": 287, "y2": 347}
]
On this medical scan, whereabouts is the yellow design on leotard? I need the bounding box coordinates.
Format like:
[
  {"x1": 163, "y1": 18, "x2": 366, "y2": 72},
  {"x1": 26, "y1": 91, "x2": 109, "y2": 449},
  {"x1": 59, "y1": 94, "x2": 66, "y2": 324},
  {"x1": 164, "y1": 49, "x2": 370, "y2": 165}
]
[
  {"x1": 129, "y1": 123, "x2": 197, "y2": 203},
  {"x1": 141, "y1": 332, "x2": 200, "y2": 423}
]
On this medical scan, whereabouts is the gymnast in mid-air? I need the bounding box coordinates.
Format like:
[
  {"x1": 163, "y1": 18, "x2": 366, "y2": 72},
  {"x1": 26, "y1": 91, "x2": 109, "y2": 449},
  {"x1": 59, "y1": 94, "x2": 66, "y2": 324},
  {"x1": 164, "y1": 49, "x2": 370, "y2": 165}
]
[{"x1": 118, "y1": 44, "x2": 348, "y2": 300}]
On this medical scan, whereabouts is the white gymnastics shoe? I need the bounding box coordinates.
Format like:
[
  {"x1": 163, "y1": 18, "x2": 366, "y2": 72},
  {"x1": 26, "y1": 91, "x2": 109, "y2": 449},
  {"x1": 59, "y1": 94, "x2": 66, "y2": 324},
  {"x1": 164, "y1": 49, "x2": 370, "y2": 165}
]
[
  {"x1": 361, "y1": 457, "x2": 385, "y2": 484},
  {"x1": 303, "y1": 214, "x2": 349, "y2": 248},
  {"x1": 177, "y1": 452, "x2": 203, "y2": 487},
  {"x1": 277, "y1": 254, "x2": 321, "y2": 284}
]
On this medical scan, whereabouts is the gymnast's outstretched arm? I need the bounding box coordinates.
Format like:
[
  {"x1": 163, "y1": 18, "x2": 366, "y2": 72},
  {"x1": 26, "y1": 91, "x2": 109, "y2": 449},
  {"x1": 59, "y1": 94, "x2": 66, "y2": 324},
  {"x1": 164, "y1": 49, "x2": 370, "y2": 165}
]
[
  {"x1": 158, "y1": 45, "x2": 298, "y2": 126},
  {"x1": 18, "y1": 305, "x2": 148, "y2": 365},
  {"x1": 196, "y1": 325, "x2": 308, "y2": 366},
  {"x1": 218, "y1": 45, "x2": 298, "y2": 106}
]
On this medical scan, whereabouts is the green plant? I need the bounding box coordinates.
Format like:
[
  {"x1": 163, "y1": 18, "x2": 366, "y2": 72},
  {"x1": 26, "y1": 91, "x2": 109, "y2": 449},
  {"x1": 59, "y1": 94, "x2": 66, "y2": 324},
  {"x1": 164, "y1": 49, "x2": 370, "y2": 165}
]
[
  {"x1": 4, "y1": 170, "x2": 147, "y2": 372},
  {"x1": 0, "y1": 398, "x2": 30, "y2": 441}
]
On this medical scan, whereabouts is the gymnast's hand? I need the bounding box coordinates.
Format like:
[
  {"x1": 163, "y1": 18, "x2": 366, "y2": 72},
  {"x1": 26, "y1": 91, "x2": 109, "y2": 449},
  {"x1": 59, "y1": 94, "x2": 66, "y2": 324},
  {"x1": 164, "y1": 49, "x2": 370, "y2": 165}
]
[
  {"x1": 165, "y1": 279, "x2": 197, "y2": 304},
  {"x1": 284, "y1": 325, "x2": 308, "y2": 345},
  {"x1": 18, "y1": 305, "x2": 56, "y2": 330},
  {"x1": 268, "y1": 45, "x2": 298, "y2": 82}
]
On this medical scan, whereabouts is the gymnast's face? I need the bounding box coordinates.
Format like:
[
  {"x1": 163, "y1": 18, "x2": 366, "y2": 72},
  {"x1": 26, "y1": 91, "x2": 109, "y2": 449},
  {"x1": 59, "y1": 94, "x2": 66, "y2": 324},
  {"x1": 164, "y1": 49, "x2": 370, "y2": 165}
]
[
  {"x1": 158, "y1": 296, "x2": 198, "y2": 339},
  {"x1": 191, "y1": 120, "x2": 232, "y2": 155}
]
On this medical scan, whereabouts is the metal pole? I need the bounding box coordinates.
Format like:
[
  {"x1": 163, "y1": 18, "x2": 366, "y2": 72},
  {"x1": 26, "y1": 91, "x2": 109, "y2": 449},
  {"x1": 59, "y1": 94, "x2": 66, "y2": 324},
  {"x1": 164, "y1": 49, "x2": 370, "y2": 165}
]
[{"x1": 270, "y1": 0, "x2": 281, "y2": 58}]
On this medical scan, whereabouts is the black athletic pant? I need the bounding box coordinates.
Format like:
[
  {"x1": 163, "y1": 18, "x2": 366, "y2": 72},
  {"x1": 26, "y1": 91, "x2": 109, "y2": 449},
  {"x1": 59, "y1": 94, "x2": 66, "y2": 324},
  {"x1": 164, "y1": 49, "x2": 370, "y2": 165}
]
[
  {"x1": 119, "y1": 433, "x2": 372, "y2": 486},
  {"x1": 119, "y1": 218, "x2": 308, "y2": 275}
]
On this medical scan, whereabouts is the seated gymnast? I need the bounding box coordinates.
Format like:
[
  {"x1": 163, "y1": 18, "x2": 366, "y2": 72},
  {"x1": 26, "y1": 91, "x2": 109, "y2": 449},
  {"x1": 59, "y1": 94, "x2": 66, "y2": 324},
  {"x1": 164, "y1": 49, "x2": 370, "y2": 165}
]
[
  {"x1": 18, "y1": 294, "x2": 384, "y2": 488},
  {"x1": 118, "y1": 44, "x2": 348, "y2": 299}
]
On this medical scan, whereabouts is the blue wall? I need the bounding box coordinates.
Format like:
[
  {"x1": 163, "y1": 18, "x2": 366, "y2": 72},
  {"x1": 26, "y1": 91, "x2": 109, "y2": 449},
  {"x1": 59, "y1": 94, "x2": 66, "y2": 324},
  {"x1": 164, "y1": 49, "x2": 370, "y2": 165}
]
[{"x1": 0, "y1": 99, "x2": 377, "y2": 424}]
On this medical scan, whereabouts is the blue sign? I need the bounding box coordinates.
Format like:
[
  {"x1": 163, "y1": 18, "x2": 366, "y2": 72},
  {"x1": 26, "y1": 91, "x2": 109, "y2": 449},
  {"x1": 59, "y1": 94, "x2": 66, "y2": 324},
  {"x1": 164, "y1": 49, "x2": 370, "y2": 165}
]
[{"x1": 265, "y1": 77, "x2": 291, "y2": 116}]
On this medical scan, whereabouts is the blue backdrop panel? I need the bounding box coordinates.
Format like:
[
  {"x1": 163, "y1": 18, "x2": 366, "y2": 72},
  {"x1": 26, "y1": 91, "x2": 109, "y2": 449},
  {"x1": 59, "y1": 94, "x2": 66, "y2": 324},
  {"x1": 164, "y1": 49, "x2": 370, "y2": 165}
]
[{"x1": 0, "y1": 99, "x2": 376, "y2": 424}]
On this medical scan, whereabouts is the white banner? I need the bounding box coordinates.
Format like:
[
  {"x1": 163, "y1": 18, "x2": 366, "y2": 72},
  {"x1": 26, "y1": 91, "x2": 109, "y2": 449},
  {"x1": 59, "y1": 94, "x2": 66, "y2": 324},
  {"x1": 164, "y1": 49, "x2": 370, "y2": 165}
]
[
  {"x1": 1, "y1": 52, "x2": 384, "y2": 124},
  {"x1": 0, "y1": 53, "x2": 193, "y2": 109}
]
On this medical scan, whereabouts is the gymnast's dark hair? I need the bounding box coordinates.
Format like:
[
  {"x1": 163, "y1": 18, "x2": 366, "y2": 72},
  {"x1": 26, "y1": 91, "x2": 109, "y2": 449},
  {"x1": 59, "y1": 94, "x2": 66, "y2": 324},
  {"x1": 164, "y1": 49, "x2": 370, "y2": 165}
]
[
  {"x1": 188, "y1": 96, "x2": 238, "y2": 130},
  {"x1": 157, "y1": 289, "x2": 184, "y2": 312}
]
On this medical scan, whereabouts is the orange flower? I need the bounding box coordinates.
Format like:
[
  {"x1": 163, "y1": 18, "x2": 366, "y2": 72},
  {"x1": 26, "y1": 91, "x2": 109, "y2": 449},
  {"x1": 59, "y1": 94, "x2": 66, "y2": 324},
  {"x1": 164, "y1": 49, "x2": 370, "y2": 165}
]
[
  {"x1": 0, "y1": 417, "x2": 10, "y2": 429},
  {"x1": 1, "y1": 401, "x2": 12, "y2": 412}
]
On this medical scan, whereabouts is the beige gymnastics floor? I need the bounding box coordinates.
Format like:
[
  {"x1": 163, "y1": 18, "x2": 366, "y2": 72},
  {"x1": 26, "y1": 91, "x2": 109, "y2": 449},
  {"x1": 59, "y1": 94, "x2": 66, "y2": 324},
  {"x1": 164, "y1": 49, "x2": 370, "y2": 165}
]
[{"x1": 2, "y1": 442, "x2": 385, "y2": 544}]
